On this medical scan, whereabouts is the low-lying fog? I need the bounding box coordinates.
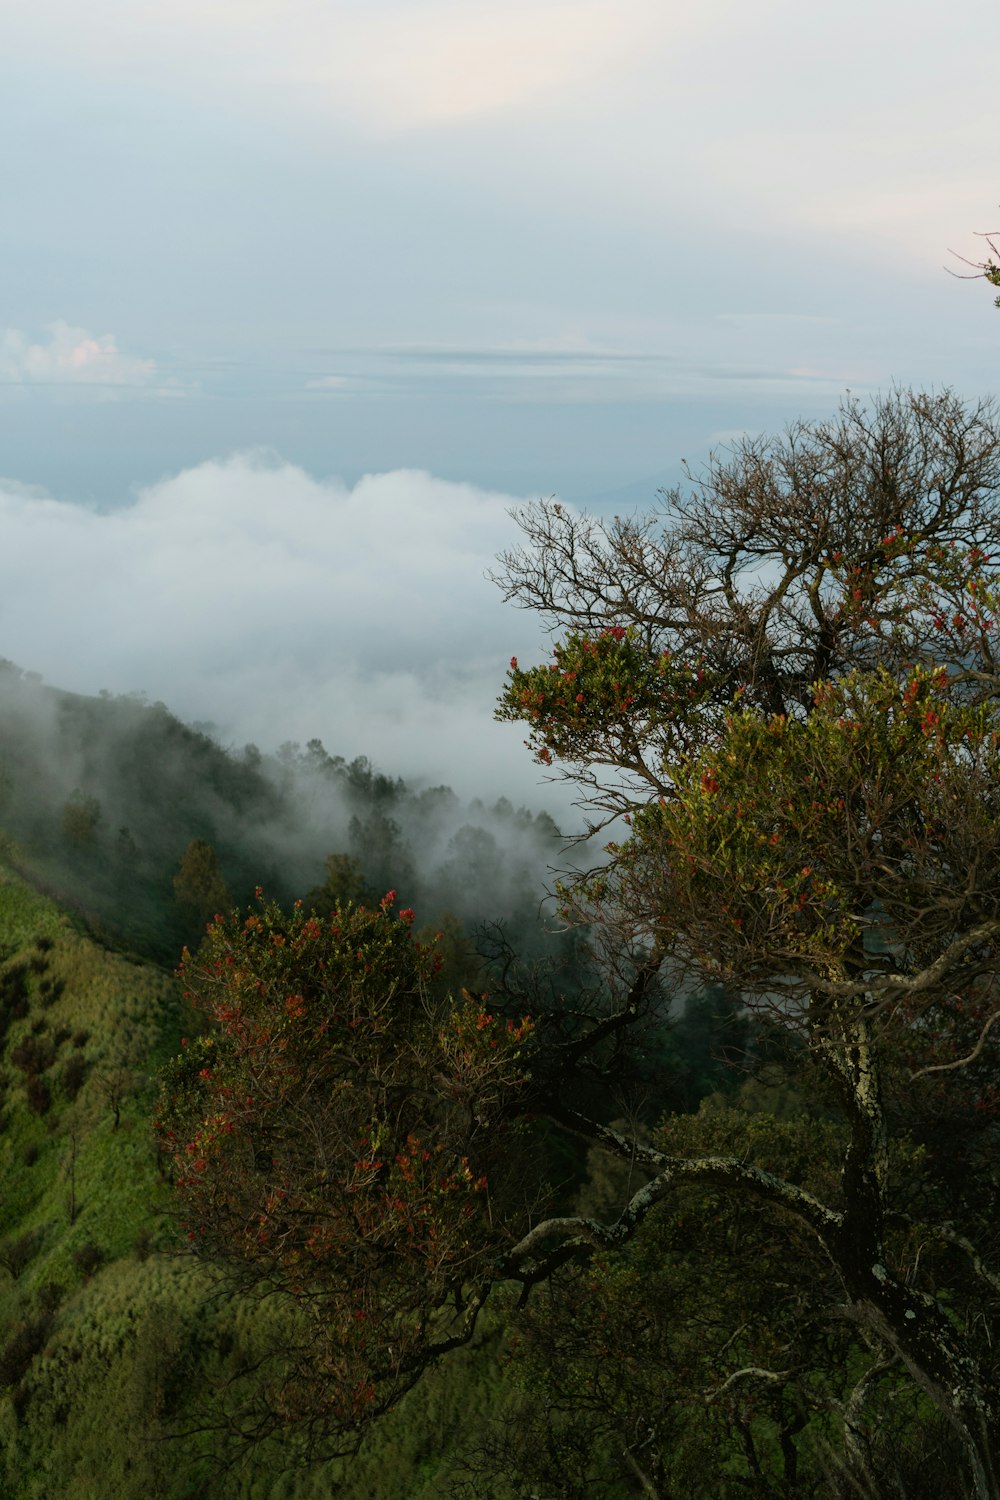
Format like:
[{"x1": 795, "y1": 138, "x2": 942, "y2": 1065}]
[{"x1": 0, "y1": 455, "x2": 575, "y2": 819}]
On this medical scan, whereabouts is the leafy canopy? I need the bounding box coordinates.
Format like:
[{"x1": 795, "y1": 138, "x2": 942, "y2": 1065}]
[{"x1": 156, "y1": 891, "x2": 532, "y2": 1453}]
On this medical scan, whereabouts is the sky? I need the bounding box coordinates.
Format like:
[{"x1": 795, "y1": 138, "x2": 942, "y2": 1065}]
[{"x1": 0, "y1": 0, "x2": 997, "y2": 808}]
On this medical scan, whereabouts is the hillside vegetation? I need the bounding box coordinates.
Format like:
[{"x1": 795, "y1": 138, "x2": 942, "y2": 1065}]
[
  {"x1": 0, "y1": 865, "x2": 756, "y2": 1499},
  {"x1": 0, "y1": 671, "x2": 751, "y2": 1498}
]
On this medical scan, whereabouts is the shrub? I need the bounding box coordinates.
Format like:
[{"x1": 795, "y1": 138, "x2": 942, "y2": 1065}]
[
  {"x1": 36, "y1": 1281, "x2": 64, "y2": 1314},
  {"x1": 61, "y1": 1053, "x2": 88, "y2": 1101},
  {"x1": 0, "y1": 1314, "x2": 51, "y2": 1387},
  {"x1": 0, "y1": 961, "x2": 30, "y2": 1028},
  {"x1": 25, "y1": 1075, "x2": 51, "y2": 1116},
  {"x1": 10, "y1": 1380, "x2": 31, "y2": 1423},
  {"x1": 0, "y1": 1229, "x2": 41, "y2": 1279},
  {"x1": 72, "y1": 1242, "x2": 103, "y2": 1279},
  {"x1": 12, "y1": 1035, "x2": 54, "y2": 1077}
]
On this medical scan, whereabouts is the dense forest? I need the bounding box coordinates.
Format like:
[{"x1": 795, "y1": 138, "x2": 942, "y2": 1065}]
[{"x1": 2, "y1": 388, "x2": 1000, "y2": 1498}]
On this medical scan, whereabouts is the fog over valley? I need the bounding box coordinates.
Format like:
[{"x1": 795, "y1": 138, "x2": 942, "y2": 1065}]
[{"x1": 0, "y1": 456, "x2": 568, "y2": 812}]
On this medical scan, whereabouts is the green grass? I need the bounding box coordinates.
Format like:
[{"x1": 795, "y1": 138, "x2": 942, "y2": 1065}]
[
  {"x1": 0, "y1": 862, "x2": 202, "y2": 1497},
  {"x1": 0, "y1": 867, "x2": 65, "y2": 953}
]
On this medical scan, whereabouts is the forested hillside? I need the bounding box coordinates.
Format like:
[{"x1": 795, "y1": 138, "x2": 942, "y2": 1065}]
[
  {"x1": 0, "y1": 674, "x2": 746, "y2": 1498},
  {"x1": 0, "y1": 660, "x2": 565, "y2": 962}
]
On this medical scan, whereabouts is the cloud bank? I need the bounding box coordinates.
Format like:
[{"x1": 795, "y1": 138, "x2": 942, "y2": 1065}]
[
  {"x1": 0, "y1": 322, "x2": 157, "y2": 388},
  {"x1": 0, "y1": 456, "x2": 563, "y2": 807}
]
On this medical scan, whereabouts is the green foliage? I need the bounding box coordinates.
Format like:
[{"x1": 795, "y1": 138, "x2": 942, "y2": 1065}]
[
  {"x1": 172, "y1": 837, "x2": 233, "y2": 930},
  {"x1": 480, "y1": 1103, "x2": 873, "y2": 1498},
  {"x1": 306, "y1": 851, "x2": 368, "y2": 910},
  {"x1": 501, "y1": 626, "x2": 716, "y2": 772},
  {"x1": 666, "y1": 985, "x2": 751, "y2": 1111},
  {"x1": 60, "y1": 790, "x2": 101, "y2": 851},
  {"x1": 619, "y1": 665, "x2": 1000, "y2": 983}
]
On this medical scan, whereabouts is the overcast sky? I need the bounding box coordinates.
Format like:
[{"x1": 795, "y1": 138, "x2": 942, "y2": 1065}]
[{"x1": 1, "y1": 0, "x2": 997, "y2": 805}]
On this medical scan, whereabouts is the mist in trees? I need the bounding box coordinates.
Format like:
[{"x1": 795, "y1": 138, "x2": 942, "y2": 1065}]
[{"x1": 0, "y1": 663, "x2": 572, "y2": 966}]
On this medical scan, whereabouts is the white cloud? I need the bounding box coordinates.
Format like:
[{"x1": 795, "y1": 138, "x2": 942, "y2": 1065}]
[
  {"x1": 0, "y1": 322, "x2": 157, "y2": 387},
  {"x1": 315, "y1": 0, "x2": 660, "y2": 132},
  {"x1": 3, "y1": 0, "x2": 696, "y2": 134},
  {"x1": 0, "y1": 456, "x2": 560, "y2": 803}
]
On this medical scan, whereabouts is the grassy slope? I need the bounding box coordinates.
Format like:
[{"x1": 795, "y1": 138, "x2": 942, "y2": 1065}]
[{"x1": 0, "y1": 863, "x2": 194, "y2": 1496}]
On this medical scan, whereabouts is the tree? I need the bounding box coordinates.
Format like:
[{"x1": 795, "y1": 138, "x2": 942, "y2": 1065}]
[
  {"x1": 155, "y1": 892, "x2": 534, "y2": 1457},
  {"x1": 462, "y1": 1107, "x2": 851, "y2": 1499},
  {"x1": 61, "y1": 789, "x2": 101, "y2": 851},
  {"x1": 171, "y1": 839, "x2": 232, "y2": 929},
  {"x1": 348, "y1": 812, "x2": 416, "y2": 903},
  {"x1": 98, "y1": 1066, "x2": 135, "y2": 1130},
  {"x1": 950, "y1": 221, "x2": 1000, "y2": 308},
  {"x1": 307, "y1": 851, "x2": 370, "y2": 910},
  {"x1": 159, "y1": 389, "x2": 1000, "y2": 1492},
  {"x1": 493, "y1": 388, "x2": 1000, "y2": 1496}
]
